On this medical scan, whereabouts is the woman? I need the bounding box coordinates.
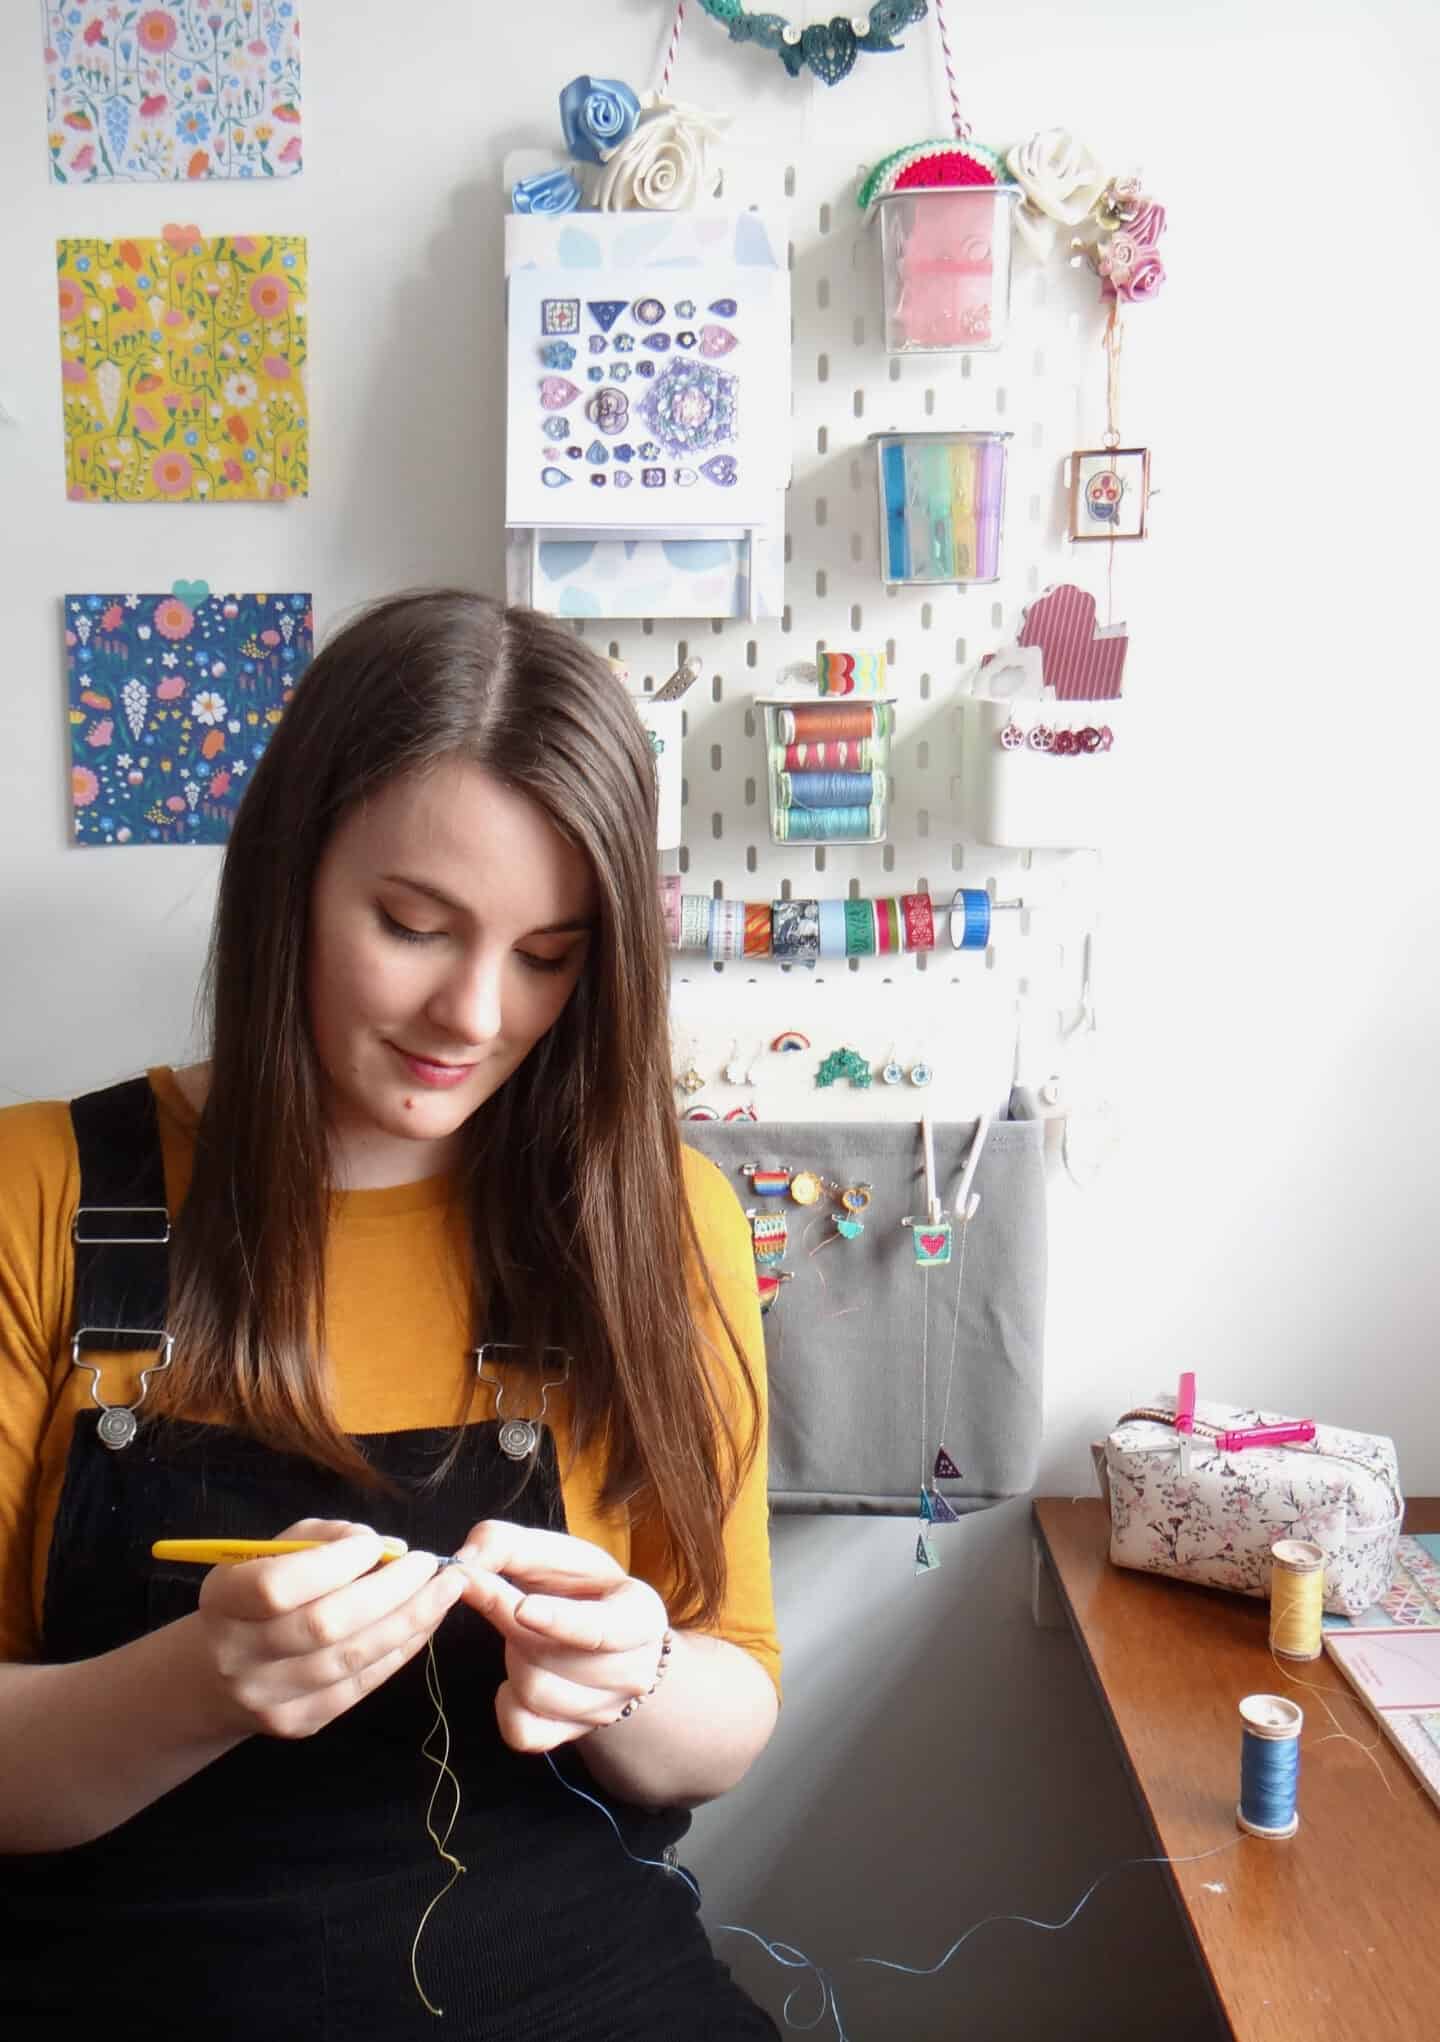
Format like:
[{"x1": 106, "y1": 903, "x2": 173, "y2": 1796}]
[{"x1": 0, "y1": 591, "x2": 781, "y2": 2040}]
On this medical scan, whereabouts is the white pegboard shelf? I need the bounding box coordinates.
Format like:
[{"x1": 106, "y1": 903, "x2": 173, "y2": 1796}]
[{"x1": 558, "y1": 146, "x2": 1117, "y2": 1122}]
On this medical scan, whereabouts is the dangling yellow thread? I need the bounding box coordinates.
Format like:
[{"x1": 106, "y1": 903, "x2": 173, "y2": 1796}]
[{"x1": 410, "y1": 1634, "x2": 467, "y2": 2019}]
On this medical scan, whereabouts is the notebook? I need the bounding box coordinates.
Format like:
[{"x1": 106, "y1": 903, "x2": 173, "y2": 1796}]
[{"x1": 1323, "y1": 1534, "x2": 1440, "y2": 1810}]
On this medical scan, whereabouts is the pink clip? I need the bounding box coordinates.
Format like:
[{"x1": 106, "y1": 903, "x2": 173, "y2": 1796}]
[
  {"x1": 1174, "y1": 1372, "x2": 1196, "y2": 1435},
  {"x1": 1215, "y1": 1421, "x2": 1316, "y2": 1453}
]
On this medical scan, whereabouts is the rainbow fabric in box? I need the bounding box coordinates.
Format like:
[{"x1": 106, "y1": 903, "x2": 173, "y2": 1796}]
[
  {"x1": 65, "y1": 590, "x2": 312, "y2": 846},
  {"x1": 1093, "y1": 1394, "x2": 1403, "y2": 1618},
  {"x1": 57, "y1": 232, "x2": 307, "y2": 502},
  {"x1": 42, "y1": 2, "x2": 303, "y2": 183}
]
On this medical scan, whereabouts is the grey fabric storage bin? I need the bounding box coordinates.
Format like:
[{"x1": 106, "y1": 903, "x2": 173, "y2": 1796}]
[{"x1": 684, "y1": 1119, "x2": 1047, "y2": 1515}]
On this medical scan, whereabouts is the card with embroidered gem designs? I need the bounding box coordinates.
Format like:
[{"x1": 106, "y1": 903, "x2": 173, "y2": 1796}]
[
  {"x1": 58, "y1": 231, "x2": 307, "y2": 501},
  {"x1": 43, "y1": 2, "x2": 303, "y2": 184},
  {"x1": 65, "y1": 590, "x2": 312, "y2": 846}
]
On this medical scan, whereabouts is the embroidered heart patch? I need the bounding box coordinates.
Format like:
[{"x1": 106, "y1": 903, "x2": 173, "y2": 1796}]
[{"x1": 919, "y1": 1234, "x2": 948, "y2": 1257}]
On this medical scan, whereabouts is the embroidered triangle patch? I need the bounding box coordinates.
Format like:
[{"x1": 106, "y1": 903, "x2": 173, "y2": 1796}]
[
  {"x1": 929, "y1": 1489, "x2": 960, "y2": 1524},
  {"x1": 914, "y1": 1530, "x2": 940, "y2": 1573},
  {"x1": 934, "y1": 1447, "x2": 962, "y2": 1480},
  {"x1": 587, "y1": 300, "x2": 628, "y2": 333}
]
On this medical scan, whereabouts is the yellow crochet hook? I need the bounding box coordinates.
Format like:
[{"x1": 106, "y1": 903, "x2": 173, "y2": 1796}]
[{"x1": 151, "y1": 1536, "x2": 409, "y2": 1567}]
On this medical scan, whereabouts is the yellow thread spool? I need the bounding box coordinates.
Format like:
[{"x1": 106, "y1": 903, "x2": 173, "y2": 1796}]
[{"x1": 1269, "y1": 1538, "x2": 1325, "y2": 1661}]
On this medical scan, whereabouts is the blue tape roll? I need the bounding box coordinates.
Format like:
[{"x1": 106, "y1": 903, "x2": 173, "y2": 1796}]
[
  {"x1": 950, "y1": 888, "x2": 992, "y2": 950},
  {"x1": 818, "y1": 899, "x2": 848, "y2": 959}
]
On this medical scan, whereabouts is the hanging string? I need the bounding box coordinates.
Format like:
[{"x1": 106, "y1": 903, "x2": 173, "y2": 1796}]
[
  {"x1": 929, "y1": 0, "x2": 971, "y2": 139},
  {"x1": 658, "y1": 0, "x2": 687, "y2": 96},
  {"x1": 1102, "y1": 300, "x2": 1124, "y2": 623},
  {"x1": 410, "y1": 1635, "x2": 468, "y2": 2018},
  {"x1": 931, "y1": 1216, "x2": 969, "y2": 1461}
]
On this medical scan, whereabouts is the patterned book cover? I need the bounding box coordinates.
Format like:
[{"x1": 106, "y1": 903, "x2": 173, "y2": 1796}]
[{"x1": 1323, "y1": 1534, "x2": 1440, "y2": 1810}]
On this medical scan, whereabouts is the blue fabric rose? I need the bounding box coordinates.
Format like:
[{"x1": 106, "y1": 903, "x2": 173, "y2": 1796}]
[
  {"x1": 512, "y1": 167, "x2": 583, "y2": 216},
  {"x1": 558, "y1": 75, "x2": 640, "y2": 165}
]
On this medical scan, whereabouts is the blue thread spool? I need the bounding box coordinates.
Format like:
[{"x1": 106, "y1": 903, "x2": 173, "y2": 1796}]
[
  {"x1": 1236, "y1": 1693, "x2": 1303, "y2": 1839},
  {"x1": 773, "y1": 804, "x2": 879, "y2": 843},
  {"x1": 779, "y1": 770, "x2": 878, "y2": 809}
]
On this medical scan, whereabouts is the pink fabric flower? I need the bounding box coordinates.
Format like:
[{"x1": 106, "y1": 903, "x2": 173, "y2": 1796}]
[
  {"x1": 1126, "y1": 201, "x2": 1167, "y2": 248},
  {"x1": 1106, "y1": 249, "x2": 1166, "y2": 302}
]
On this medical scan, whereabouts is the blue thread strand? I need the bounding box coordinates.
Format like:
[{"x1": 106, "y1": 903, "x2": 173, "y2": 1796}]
[{"x1": 1240, "y1": 1729, "x2": 1301, "y2": 1832}]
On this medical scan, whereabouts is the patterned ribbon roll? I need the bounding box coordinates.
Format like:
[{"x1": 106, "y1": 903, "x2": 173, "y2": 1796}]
[
  {"x1": 774, "y1": 805, "x2": 881, "y2": 843},
  {"x1": 949, "y1": 888, "x2": 992, "y2": 950},
  {"x1": 772, "y1": 899, "x2": 821, "y2": 964},
  {"x1": 679, "y1": 894, "x2": 711, "y2": 951},
  {"x1": 743, "y1": 902, "x2": 773, "y2": 957},
  {"x1": 873, "y1": 897, "x2": 903, "y2": 954},
  {"x1": 818, "y1": 899, "x2": 848, "y2": 959},
  {"x1": 901, "y1": 893, "x2": 936, "y2": 950},
  {"x1": 781, "y1": 739, "x2": 876, "y2": 773},
  {"x1": 777, "y1": 704, "x2": 889, "y2": 745},
  {"x1": 843, "y1": 898, "x2": 877, "y2": 957},
  {"x1": 777, "y1": 770, "x2": 881, "y2": 810},
  {"x1": 708, "y1": 897, "x2": 747, "y2": 960},
  {"x1": 658, "y1": 873, "x2": 682, "y2": 948}
]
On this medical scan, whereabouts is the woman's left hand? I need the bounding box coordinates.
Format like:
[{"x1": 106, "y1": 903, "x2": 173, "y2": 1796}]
[{"x1": 454, "y1": 1521, "x2": 669, "y2": 1754}]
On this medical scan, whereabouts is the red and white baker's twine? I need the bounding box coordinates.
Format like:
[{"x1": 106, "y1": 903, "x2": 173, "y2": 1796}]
[
  {"x1": 931, "y1": 0, "x2": 969, "y2": 139},
  {"x1": 659, "y1": 0, "x2": 687, "y2": 96}
]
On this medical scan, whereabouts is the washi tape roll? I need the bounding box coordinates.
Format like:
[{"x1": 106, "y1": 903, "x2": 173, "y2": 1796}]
[
  {"x1": 873, "y1": 897, "x2": 903, "y2": 954},
  {"x1": 843, "y1": 898, "x2": 877, "y2": 957},
  {"x1": 949, "y1": 888, "x2": 992, "y2": 950},
  {"x1": 902, "y1": 893, "x2": 936, "y2": 950},
  {"x1": 658, "y1": 873, "x2": 682, "y2": 947},
  {"x1": 708, "y1": 897, "x2": 747, "y2": 961},
  {"x1": 817, "y1": 648, "x2": 887, "y2": 697},
  {"x1": 818, "y1": 899, "x2": 848, "y2": 959},
  {"x1": 679, "y1": 894, "x2": 711, "y2": 951},
  {"x1": 743, "y1": 902, "x2": 772, "y2": 957},
  {"x1": 772, "y1": 898, "x2": 821, "y2": 963}
]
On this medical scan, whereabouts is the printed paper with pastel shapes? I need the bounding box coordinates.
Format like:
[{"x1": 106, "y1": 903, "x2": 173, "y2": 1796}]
[
  {"x1": 43, "y1": 2, "x2": 302, "y2": 184},
  {"x1": 65, "y1": 588, "x2": 312, "y2": 846},
  {"x1": 57, "y1": 231, "x2": 308, "y2": 501}
]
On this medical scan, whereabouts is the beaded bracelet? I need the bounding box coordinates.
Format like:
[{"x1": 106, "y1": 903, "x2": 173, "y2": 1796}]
[{"x1": 616, "y1": 1628, "x2": 675, "y2": 1722}]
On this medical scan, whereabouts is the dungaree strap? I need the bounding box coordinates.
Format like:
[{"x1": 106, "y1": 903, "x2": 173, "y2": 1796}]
[{"x1": 69, "y1": 1077, "x2": 170, "y2": 1347}]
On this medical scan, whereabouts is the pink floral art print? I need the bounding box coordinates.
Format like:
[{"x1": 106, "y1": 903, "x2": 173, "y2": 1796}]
[{"x1": 43, "y1": 2, "x2": 302, "y2": 184}]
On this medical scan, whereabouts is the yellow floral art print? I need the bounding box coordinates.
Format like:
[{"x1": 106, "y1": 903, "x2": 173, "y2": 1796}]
[{"x1": 57, "y1": 229, "x2": 307, "y2": 502}]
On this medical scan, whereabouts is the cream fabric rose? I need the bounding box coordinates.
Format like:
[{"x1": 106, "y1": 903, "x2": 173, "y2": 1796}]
[
  {"x1": 1004, "y1": 127, "x2": 1108, "y2": 259},
  {"x1": 590, "y1": 93, "x2": 728, "y2": 212}
]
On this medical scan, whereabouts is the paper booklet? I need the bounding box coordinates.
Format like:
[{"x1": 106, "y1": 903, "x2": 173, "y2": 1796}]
[{"x1": 1323, "y1": 1534, "x2": 1440, "y2": 1811}]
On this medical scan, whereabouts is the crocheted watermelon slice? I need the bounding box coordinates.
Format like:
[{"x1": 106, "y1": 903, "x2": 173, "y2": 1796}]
[{"x1": 858, "y1": 139, "x2": 1014, "y2": 214}]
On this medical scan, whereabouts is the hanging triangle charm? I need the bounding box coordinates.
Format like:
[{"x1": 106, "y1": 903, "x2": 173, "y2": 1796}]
[
  {"x1": 915, "y1": 1529, "x2": 940, "y2": 1573},
  {"x1": 918, "y1": 1488, "x2": 934, "y2": 1522},
  {"x1": 934, "y1": 1446, "x2": 962, "y2": 1481},
  {"x1": 929, "y1": 1489, "x2": 960, "y2": 1524}
]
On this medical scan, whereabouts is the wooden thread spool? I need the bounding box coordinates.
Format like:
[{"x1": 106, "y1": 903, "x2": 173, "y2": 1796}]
[
  {"x1": 1269, "y1": 1538, "x2": 1325, "y2": 1662},
  {"x1": 1236, "y1": 1692, "x2": 1304, "y2": 1839}
]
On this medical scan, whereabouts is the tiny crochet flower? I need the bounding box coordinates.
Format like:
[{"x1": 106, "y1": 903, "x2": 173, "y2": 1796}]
[{"x1": 559, "y1": 75, "x2": 641, "y2": 165}]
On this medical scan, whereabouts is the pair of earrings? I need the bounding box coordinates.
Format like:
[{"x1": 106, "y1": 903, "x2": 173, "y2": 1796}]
[{"x1": 879, "y1": 1053, "x2": 933, "y2": 1089}]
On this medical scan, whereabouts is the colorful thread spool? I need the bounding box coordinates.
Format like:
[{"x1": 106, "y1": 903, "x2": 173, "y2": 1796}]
[
  {"x1": 1236, "y1": 1694, "x2": 1304, "y2": 1840},
  {"x1": 777, "y1": 704, "x2": 889, "y2": 745},
  {"x1": 777, "y1": 770, "x2": 882, "y2": 810},
  {"x1": 949, "y1": 888, "x2": 991, "y2": 950},
  {"x1": 773, "y1": 805, "x2": 882, "y2": 843},
  {"x1": 1269, "y1": 1540, "x2": 1325, "y2": 1663},
  {"x1": 781, "y1": 739, "x2": 876, "y2": 773}
]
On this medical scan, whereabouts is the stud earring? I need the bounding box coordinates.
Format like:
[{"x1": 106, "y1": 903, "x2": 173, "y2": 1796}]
[
  {"x1": 880, "y1": 1045, "x2": 904, "y2": 1086},
  {"x1": 908, "y1": 1060, "x2": 933, "y2": 1088}
]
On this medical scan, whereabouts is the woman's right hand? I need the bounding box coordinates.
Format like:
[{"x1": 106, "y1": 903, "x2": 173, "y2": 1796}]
[{"x1": 189, "y1": 1518, "x2": 468, "y2": 1740}]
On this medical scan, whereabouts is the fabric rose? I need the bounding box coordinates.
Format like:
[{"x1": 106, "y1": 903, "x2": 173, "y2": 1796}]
[
  {"x1": 1004, "y1": 127, "x2": 1108, "y2": 259},
  {"x1": 590, "y1": 94, "x2": 728, "y2": 212},
  {"x1": 558, "y1": 75, "x2": 641, "y2": 165},
  {"x1": 1105, "y1": 248, "x2": 1165, "y2": 302},
  {"x1": 1093, "y1": 174, "x2": 1144, "y2": 234},
  {"x1": 1124, "y1": 199, "x2": 1167, "y2": 248},
  {"x1": 511, "y1": 167, "x2": 583, "y2": 216},
  {"x1": 1096, "y1": 233, "x2": 1140, "y2": 287}
]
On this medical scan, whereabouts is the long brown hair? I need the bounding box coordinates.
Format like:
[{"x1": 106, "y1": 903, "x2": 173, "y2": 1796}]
[{"x1": 160, "y1": 589, "x2": 758, "y2": 1626}]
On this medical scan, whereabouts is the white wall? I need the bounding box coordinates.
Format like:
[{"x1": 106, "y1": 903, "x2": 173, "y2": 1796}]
[{"x1": 4, "y1": 4, "x2": 1439, "y2": 2038}]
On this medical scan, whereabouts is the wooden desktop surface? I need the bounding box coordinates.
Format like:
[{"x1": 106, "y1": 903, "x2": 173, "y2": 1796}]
[{"x1": 1032, "y1": 1497, "x2": 1440, "y2": 2042}]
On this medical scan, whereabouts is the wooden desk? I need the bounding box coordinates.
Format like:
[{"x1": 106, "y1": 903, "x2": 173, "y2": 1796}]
[{"x1": 1033, "y1": 1497, "x2": 1440, "y2": 2042}]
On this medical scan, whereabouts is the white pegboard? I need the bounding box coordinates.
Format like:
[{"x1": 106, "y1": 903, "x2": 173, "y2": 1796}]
[{"x1": 569, "y1": 148, "x2": 1112, "y2": 1124}]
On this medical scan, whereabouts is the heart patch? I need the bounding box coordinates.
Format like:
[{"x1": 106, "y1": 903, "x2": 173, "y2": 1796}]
[
  {"x1": 802, "y1": 16, "x2": 858, "y2": 86},
  {"x1": 919, "y1": 1233, "x2": 948, "y2": 1257},
  {"x1": 170, "y1": 579, "x2": 210, "y2": 603}
]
